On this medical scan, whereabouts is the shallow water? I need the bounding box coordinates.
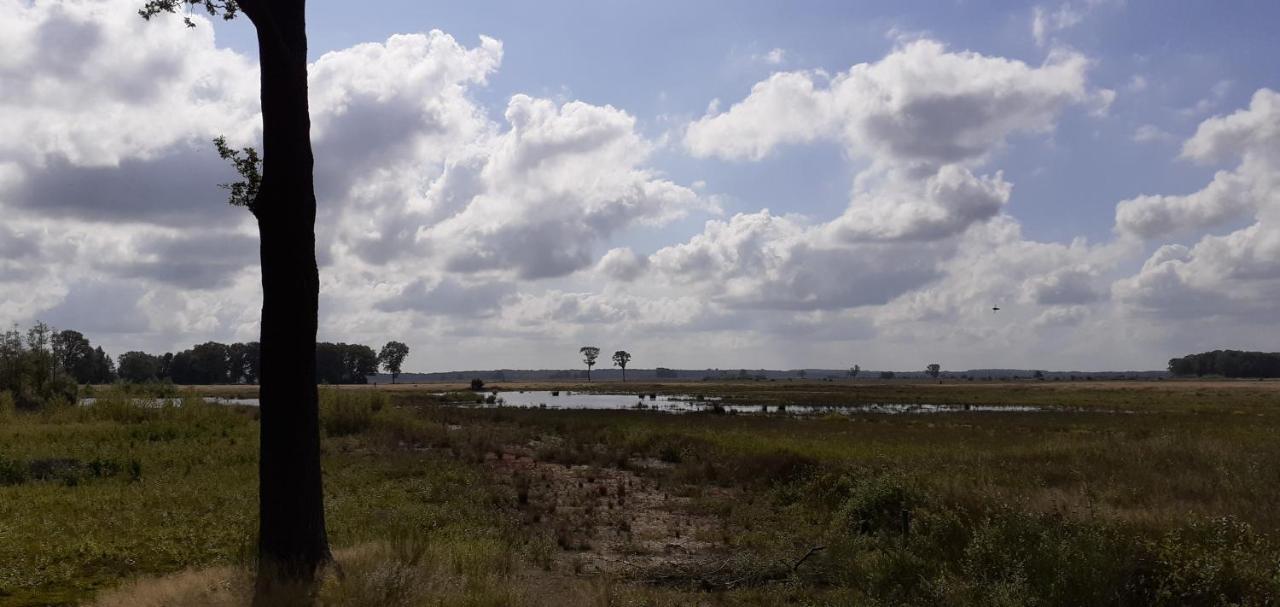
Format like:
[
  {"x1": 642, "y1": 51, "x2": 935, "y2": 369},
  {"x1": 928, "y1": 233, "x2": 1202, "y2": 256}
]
[
  {"x1": 488, "y1": 391, "x2": 1044, "y2": 415},
  {"x1": 77, "y1": 392, "x2": 1047, "y2": 415},
  {"x1": 78, "y1": 397, "x2": 261, "y2": 407}
]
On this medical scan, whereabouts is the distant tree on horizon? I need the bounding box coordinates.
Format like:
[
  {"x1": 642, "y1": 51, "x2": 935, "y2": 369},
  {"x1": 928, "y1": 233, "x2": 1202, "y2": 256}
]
[
  {"x1": 378, "y1": 341, "x2": 410, "y2": 384},
  {"x1": 118, "y1": 351, "x2": 162, "y2": 383},
  {"x1": 849, "y1": 364, "x2": 860, "y2": 378},
  {"x1": 613, "y1": 350, "x2": 632, "y2": 382},
  {"x1": 51, "y1": 329, "x2": 115, "y2": 384},
  {"x1": 926, "y1": 364, "x2": 941, "y2": 379},
  {"x1": 580, "y1": 346, "x2": 600, "y2": 381}
]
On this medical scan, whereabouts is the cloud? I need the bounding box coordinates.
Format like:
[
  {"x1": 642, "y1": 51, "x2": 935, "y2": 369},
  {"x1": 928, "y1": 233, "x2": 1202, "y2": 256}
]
[
  {"x1": 376, "y1": 276, "x2": 515, "y2": 318},
  {"x1": 1116, "y1": 89, "x2": 1279, "y2": 239},
  {"x1": 657, "y1": 39, "x2": 1108, "y2": 323},
  {"x1": 0, "y1": 0, "x2": 258, "y2": 167},
  {"x1": 1132, "y1": 124, "x2": 1175, "y2": 144},
  {"x1": 752, "y1": 47, "x2": 787, "y2": 66},
  {"x1": 1031, "y1": 0, "x2": 1120, "y2": 47},
  {"x1": 686, "y1": 39, "x2": 1097, "y2": 169},
  {"x1": 829, "y1": 165, "x2": 1012, "y2": 242},
  {"x1": 650, "y1": 210, "x2": 941, "y2": 311},
  {"x1": 39, "y1": 281, "x2": 151, "y2": 335},
  {"x1": 416, "y1": 95, "x2": 710, "y2": 279},
  {"x1": 596, "y1": 247, "x2": 650, "y2": 282},
  {"x1": 101, "y1": 230, "x2": 258, "y2": 289},
  {"x1": 1115, "y1": 89, "x2": 1280, "y2": 321}
]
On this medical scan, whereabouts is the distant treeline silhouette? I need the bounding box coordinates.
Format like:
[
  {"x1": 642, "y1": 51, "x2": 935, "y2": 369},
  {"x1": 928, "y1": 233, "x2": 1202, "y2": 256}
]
[
  {"x1": 0, "y1": 322, "x2": 387, "y2": 409},
  {"x1": 1168, "y1": 350, "x2": 1280, "y2": 378},
  {"x1": 119, "y1": 341, "x2": 378, "y2": 385}
]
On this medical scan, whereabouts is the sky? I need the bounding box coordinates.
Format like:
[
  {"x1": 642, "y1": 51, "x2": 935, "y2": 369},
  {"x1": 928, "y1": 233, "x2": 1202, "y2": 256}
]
[{"x1": 2, "y1": 0, "x2": 1279, "y2": 372}]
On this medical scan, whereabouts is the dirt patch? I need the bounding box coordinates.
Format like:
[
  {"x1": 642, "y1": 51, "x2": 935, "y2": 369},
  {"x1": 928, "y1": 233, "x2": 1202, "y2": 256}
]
[{"x1": 485, "y1": 444, "x2": 732, "y2": 578}]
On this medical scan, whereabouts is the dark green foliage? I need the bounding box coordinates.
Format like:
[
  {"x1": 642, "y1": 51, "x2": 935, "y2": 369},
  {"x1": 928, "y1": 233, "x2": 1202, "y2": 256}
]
[
  {"x1": 316, "y1": 342, "x2": 378, "y2": 384},
  {"x1": 138, "y1": 0, "x2": 241, "y2": 28},
  {"x1": 51, "y1": 330, "x2": 115, "y2": 384},
  {"x1": 835, "y1": 475, "x2": 924, "y2": 536},
  {"x1": 579, "y1": 346, "x2": 600, "y2": 380},
  {"x1": 212, "y1": 135, "x2": 261, "y2": 209},
  {"x1": 1168, "y1": 350, "x2": 1280, "y2": 378},
  {"x1": 0, "y1": 323, "x2": 78, "y2": 410},
  {"x1": 377, "y1": 341, "x2": 410, "y2": 383},
  {"x1": 318, "y1": 390, "x2": 386, "y2": 437}
]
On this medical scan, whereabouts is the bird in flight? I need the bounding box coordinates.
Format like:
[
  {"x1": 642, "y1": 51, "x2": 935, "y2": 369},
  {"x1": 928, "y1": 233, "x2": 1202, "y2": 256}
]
[{"x1": 991, "y1": 306, "x2": 1001, "y2": 312}]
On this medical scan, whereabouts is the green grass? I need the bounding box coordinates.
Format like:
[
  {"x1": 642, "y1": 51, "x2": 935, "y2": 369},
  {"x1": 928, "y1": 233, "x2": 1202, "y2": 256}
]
[
  {"x1": 0, "y1": 390, "x2": 518, "y2": 607},
  {"x1": 4, "y1": 382, "x2": 1280, "y2": 605}
]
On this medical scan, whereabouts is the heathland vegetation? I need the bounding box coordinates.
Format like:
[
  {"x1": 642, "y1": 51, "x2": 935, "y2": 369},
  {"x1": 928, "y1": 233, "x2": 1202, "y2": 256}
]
[{"x1": 3, "y1": 379, "x2": 1279, "y2": 605}]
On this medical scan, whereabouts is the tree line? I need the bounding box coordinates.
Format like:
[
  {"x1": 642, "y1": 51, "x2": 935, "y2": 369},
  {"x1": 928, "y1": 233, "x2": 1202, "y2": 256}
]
[
  {"x1": 121, "y1": 339, "x2": 410, "y2": 384},
  {"x1": 1, "y1": 322, "x2": 412, "y2": 410},
  {"x1": 1168, "y1": 350, "x2": 1280, "y2": 378}
]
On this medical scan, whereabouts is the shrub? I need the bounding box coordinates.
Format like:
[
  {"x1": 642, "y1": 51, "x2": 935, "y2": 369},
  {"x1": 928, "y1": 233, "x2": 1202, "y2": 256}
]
[
  {"x1": 0, "y1": 390, "x2": 14, "y2": 419},
  {"x1": 0, "y1": 456, "x2": 28, "y2": 486},
  {"x1": 836, "y1": 474, "x2": 924, "y2": 536},
  {"x1": 470, "y1": 378, "x2": 485, "y2": 391},
  {"x1": 320, "y1": 390, "x2": 386, "y2": 437}
]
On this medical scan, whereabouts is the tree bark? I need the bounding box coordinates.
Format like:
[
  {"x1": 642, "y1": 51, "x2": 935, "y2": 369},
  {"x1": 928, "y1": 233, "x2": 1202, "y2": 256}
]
[{"x1": 243, "y1": 0, "x2": 331, "y2": 593}]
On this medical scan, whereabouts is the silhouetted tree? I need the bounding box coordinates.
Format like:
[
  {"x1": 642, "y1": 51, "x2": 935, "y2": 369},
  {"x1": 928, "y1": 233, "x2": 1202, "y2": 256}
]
[
  {"x1": 0, "y1": 323, "x2": 77, "y2": 409},
  {"x1": 228, "y1": 342, "x2": 261, "y2": 384},
  {"x1": 378, "y1": 341, "x2": 410, "y2": 384},
  {"x1": 579, "y1": 346, "x2": 600, "y2": 381},
  {"x1": 118, "y1": 351, "x2": 162, "y2": 383},
  {"x1": 1168, "y1": 350, "x2": 1280, "y2": 378},
  {"x1": 926, "y1": 364, "x2": 941, "y2": 379},
  {"x1": 849, "y1": 364, "x2": 860, "y2": 378},
  {"x1": 191, "y1": 342, "x2": 232, "y2": 384},
  {"x1": 140, "y1": 0, "x2": 330, "y2": 586},
  {"x1": 51, "y1": 330, "x2": 115, "y2": 384},
  {"x1": 613, "y1": 350, "x2": 631, "y2": 382},
  {"x1": 316, "y1": 343, "x2": 378, "y2": 384}
]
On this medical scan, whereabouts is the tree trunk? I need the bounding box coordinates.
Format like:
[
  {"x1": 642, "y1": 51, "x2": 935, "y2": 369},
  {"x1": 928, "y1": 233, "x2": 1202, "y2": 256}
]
[{"x1": 245, "y1": 0, "x2": 330, "y2": 594}]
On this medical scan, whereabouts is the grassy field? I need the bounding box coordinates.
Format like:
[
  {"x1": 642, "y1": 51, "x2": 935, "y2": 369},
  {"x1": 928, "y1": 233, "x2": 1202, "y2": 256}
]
[{"x1": 2, "y1": 381, "x2": 1279, "y2": 605}]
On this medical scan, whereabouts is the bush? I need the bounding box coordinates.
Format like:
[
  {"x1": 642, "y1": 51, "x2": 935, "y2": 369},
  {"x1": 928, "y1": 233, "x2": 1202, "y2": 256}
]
[
  {"x1": 320, "y1": 389, "x2": 387, "y2": 437},
  {"x1": 470, "y1": 378, "x2": 485, "y2": 391},
  {"x1": 0, "y1": 390, "x2": 14, "y2": 419},
  {"x1": 836, "y1": 474, "x2": 924, "y2": 536}
]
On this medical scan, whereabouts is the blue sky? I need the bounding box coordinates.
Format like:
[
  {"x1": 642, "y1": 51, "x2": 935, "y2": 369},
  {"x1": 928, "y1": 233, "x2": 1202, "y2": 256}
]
[
  {"x1": 3, "y1": 0, "x2": 1279, "y2": 371},
  {"x1": 278, "y1": 0, "x2": 1280, "y2": 248}
]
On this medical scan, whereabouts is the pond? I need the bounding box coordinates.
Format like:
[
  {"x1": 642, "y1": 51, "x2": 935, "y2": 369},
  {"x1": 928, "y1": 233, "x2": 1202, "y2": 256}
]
[
  {"x1": 77, "y1": 392, "x2": 1050, "y2": 415},
  {"x1": 78, "y1": 397, "x2": 261, "y2": 407},
  {"x1": 486, "y1": 391, "x2": 1046, "y2": 415}
]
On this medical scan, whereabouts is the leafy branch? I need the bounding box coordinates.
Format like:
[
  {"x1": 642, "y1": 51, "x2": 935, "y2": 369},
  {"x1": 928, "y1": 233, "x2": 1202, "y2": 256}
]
[
  {"x1": 213, "y1": 136, "x2": 261, "y2": 210},
  {"x1": 138, "y1": 0, "x2": 240, "y2": 27}
]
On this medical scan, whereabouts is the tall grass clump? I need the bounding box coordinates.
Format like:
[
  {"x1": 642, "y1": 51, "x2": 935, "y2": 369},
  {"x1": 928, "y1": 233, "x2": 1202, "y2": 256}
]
[
  {"x1": 0, "y1": 389, "x2": 15, "y2": 420},
  {"x1": 320, "y1": 389, "x2": 388, "y2": 437}
]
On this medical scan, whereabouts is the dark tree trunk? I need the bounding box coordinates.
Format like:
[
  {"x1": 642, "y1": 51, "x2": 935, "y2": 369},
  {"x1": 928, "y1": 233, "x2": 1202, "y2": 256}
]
[{"x1": 241, "y1": 0, "x2": 330, "y2": 593}]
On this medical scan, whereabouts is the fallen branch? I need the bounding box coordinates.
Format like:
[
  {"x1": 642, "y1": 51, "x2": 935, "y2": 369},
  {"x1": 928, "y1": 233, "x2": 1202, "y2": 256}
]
[{"x1": 791, "y1": 545, "x2": 826, "y2": 572}]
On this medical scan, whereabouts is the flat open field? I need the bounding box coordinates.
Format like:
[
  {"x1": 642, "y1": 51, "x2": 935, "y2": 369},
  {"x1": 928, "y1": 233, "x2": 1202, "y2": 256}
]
[{"x1": 3, "y1": 380, "x2": 1279, "y2": 605}]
